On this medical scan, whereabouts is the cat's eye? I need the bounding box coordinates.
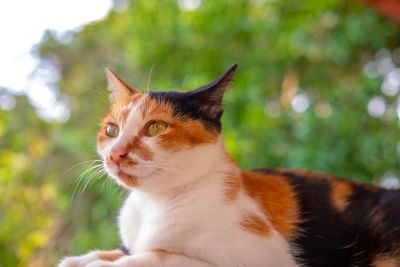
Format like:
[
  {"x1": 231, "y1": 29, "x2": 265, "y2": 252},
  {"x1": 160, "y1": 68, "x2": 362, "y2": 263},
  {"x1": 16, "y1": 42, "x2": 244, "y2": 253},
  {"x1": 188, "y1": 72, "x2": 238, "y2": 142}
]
[
  {"x1": 146, "y1": 120, "x2": 167, "y2": 137},
  {"x1": 106, "y1": 123, "x2": 119, "y2": 138}
]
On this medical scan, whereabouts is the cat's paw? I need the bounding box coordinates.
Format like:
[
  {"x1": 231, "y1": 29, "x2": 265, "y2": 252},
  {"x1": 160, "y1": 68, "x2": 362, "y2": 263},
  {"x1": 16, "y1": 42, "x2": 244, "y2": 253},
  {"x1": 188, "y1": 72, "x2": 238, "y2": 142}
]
[{"x1": 57, "y1": 252, "x2": 98, "y2": 267}]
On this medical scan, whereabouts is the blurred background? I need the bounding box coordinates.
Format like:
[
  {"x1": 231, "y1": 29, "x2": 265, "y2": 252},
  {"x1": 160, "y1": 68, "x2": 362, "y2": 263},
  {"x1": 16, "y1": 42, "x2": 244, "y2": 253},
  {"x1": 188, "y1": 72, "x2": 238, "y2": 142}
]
[{"x1": 1, "y1": 0, "x2": 400, "y2": 266}]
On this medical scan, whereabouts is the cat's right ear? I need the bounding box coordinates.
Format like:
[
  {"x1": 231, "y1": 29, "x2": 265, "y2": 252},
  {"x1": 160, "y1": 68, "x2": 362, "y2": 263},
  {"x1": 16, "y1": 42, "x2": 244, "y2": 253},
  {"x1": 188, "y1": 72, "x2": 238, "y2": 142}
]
[{"x1": 105, "y1": 68, "x2": 138, "y2": 102}]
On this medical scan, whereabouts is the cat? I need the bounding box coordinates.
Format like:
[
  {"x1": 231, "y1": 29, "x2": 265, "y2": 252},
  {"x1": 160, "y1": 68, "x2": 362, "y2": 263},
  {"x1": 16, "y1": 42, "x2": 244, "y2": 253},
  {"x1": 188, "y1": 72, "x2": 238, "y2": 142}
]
[{"x1": 59, "y1": 65, "x2": 400, "y2": 267}]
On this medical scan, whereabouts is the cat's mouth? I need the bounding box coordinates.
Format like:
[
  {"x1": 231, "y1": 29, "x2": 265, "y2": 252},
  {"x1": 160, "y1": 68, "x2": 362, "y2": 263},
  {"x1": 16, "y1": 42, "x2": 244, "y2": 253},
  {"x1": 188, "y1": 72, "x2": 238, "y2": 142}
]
[
  {"x1": 105, "y1": 158, "x2": 140, "y2": 187},
  {"x1": 105, "y1": 155, "x2": 163, "y2": 187}
]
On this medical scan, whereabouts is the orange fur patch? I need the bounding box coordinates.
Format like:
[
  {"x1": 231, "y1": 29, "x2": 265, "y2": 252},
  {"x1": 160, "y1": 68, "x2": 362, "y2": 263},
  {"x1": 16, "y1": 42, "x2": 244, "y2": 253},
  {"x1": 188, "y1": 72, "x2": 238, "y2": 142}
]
[
  {"x1": 97, "y1": 250, "x2": 125, "y2": 261},
  {"x1": 330, "y1": 180, "x2": 353, "y2": 212},
  {"x1": 240, "y1": 213, "x2": 271, "y2": 236},
  {"x1": 242, "y1": 171, "x2": 299, "y2": 238},
  {"x1": 127, "y1": 137, "x2": 153, "y2": 161},
  {"x1": 118, "y1": 171, "x2": 139, "y2": 187},
  {"x1": 121, "y1": 157, "x2": 138, "y2": 166},
  {"x1": 158, "y1": 118, "x2": 217, "y2": 150},
  {"x1": 224, "y1": 171, "x2": 242, "y2": 201}
]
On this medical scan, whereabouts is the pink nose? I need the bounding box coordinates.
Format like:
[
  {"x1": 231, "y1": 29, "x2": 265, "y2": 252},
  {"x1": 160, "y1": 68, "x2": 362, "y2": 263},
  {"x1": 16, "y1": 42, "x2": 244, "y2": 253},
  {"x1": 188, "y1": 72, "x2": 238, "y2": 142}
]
[{"x1": 110, "y1": 147, "x2": 128, "y2": 165}]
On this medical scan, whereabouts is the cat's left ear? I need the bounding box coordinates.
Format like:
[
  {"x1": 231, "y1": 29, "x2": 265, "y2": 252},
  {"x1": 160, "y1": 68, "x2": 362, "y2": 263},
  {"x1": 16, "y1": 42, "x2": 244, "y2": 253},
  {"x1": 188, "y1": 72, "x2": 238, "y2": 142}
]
[
  {"x1": 105, "y1": 68, "x2": 138, "y2": 102},
  {"x1": 186, "y1": 64, "x2": 237, "y2": 119}
]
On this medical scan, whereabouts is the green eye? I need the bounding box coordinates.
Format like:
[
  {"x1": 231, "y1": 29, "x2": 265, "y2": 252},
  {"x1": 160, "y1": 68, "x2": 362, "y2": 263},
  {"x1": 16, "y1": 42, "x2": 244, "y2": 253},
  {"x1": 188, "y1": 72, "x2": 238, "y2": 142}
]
[
  {"x1": 146, "y1": 120, "x2": 167, "y2": 137},
  {"x1": 106, "y1": 123, "x2": 119, "y2": 138}
]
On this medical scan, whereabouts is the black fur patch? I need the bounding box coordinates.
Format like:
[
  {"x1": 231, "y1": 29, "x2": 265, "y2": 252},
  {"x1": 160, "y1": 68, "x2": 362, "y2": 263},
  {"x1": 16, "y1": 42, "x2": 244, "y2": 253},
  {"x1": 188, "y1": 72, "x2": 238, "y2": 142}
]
[
  {"x1": 148, "y1": 91, "x2": 223, "y2": 131},
  {"x1": 254, "y1": 168, "x2": 400, "y2": 267}
]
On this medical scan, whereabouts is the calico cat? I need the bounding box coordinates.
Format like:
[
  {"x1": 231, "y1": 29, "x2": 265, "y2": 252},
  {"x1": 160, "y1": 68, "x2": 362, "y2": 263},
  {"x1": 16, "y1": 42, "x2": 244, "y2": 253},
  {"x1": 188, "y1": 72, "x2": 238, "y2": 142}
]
[{"x1": 59, "y1": 65, "x2": 400, "y2": 267}]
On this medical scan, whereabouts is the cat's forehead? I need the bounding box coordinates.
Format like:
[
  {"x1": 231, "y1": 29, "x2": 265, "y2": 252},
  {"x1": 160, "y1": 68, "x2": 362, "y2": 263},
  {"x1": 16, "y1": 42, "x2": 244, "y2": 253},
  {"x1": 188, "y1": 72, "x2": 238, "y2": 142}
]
[
  {"x1": 110, "y1": 93, "x2": 175, "y2": 125},
  {"x1": 109, "y1": 94, "x2": 142, "y2": 123}
]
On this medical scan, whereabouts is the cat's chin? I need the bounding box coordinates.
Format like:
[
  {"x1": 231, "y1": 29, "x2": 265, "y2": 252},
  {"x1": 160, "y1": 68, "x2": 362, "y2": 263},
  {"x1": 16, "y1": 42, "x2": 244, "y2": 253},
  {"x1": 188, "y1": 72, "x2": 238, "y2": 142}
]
[
  {"x1": 104, "y1": 164, "x2": 139, "y2": 188},
  {"x1": 115, "y1": 170, "x2": 139, "y2": 188}
]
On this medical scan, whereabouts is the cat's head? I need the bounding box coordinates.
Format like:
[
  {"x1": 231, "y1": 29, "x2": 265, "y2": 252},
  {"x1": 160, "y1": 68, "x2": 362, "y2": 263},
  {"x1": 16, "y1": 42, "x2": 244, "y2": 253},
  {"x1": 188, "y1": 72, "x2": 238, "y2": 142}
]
[{"x1": 97, "y1": 65, "x2": 237, "y2": 192}]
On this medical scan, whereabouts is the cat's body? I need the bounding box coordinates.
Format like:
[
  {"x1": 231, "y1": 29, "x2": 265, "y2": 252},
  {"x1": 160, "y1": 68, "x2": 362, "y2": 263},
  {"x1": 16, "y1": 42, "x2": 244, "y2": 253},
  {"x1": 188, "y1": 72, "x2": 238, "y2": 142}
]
[
  {"x1": 117, "y1": 163, "x2": 297, "y2": 267},
  {"x1": 59, "y1": 65, "x2": 400, "y2": 267}
]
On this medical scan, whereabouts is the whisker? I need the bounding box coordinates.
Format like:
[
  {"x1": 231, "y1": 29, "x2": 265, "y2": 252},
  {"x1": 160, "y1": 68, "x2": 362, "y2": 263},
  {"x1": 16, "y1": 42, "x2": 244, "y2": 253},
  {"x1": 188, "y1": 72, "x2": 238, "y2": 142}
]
[
  {"x1": 71, "y1": 162, "x2": 104, "y2": 201},
  {"x1": 118, "y1": 186, "x2": 127, "y2": 197},
  {"x1": 78, "y1": 169, "x2": 105, "y2": 196},
  {"x1": 100, "y1": 175, "x2": 109, "y2": 192},
  {"x1": 71, "y1": 161, "x2": 100, "y2": 200},
  {"x1": 77, "y1": 167, "x2": 103, "y2": 195},
  {"x1": 77, "y1": 164, "x2": 104, "y2": 184},
  {"x1": 100, "y1": 171, "x2": 115, "y2": 192},
  {"x1": 63, "y1": 159, "x2": 102, "y2": 175},
  {"x1": 108, "y1": 177, "x2": 126, "y2": 196}
]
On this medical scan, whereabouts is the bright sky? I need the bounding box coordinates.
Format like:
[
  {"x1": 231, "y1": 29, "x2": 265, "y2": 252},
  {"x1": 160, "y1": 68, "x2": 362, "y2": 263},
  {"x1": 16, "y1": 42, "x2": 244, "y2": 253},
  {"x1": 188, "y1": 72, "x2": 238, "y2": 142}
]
[{"x1": 0, "y1": 0, "x2": 113, "y2": 121}]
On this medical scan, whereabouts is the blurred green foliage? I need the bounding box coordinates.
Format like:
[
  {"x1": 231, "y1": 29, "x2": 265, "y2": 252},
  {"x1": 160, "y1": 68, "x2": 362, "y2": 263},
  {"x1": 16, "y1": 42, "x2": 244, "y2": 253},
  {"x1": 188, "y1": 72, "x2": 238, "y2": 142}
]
[{"x1": 1, "y1": 0, "x2": 399, "y2": 266}]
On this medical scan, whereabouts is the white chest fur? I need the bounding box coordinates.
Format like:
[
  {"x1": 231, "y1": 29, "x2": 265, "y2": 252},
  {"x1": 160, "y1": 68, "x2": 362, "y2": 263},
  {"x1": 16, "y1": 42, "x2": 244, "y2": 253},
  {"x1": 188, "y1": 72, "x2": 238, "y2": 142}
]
[{"x1": 118, "y1": 177, "x2": 299, "y2": 267}]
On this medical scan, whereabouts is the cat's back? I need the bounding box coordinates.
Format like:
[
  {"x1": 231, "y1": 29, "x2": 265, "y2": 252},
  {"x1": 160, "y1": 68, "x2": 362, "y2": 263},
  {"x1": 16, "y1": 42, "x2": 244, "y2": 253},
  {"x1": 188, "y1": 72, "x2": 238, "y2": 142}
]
[{"x1": 242, "y1": 168, "x2": 400, "y2": 267}]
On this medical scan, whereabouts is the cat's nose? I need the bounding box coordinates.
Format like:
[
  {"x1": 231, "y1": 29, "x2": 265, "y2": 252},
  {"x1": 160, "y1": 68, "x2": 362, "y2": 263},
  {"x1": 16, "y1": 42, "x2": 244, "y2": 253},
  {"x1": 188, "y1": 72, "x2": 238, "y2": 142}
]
[{"x1": 110, "y1": 148, "x2": 128, "y2": 166}]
